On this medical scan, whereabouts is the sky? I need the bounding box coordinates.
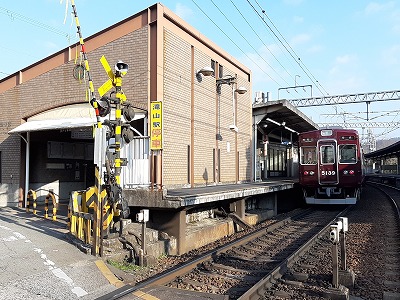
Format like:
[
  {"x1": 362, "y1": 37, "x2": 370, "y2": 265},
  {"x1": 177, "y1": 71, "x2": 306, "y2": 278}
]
[{"x1": 1, "y1": 0, "x2": 400, "y2": 143}]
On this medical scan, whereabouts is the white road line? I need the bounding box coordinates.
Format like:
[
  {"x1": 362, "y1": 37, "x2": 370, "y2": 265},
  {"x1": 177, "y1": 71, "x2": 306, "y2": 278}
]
[{"x1": 1, "y1": 223, "x2": 88, "y2": 297}]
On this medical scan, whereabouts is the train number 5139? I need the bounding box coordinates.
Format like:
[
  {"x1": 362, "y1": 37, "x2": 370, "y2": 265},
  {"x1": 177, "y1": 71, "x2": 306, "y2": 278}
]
[{"x1": 321, "y1": 170, "x2": 335, "y2": 176}]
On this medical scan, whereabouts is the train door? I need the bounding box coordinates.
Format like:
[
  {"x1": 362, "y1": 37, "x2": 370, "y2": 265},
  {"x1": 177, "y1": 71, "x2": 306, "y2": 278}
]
[{"x1": 317, "y1": 140, "x2": 339, "y2": 185}]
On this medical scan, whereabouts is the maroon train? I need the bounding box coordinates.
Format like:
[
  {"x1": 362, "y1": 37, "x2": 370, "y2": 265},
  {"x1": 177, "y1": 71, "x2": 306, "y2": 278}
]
[{"x1": 298, "y1": 128, "x2": 365, "y2": 204}]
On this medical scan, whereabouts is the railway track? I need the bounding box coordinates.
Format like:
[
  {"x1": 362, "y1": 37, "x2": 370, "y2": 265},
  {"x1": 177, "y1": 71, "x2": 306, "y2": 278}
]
[
  {"x1": 262, "y1": 183, "x2": 400, "y2": 299},
  {"x1": 366, "y1": 183, "x2": 400, "y2": 300},
  {"x1": 98, "y1": 207, "x2": 348, "y2": 300}
]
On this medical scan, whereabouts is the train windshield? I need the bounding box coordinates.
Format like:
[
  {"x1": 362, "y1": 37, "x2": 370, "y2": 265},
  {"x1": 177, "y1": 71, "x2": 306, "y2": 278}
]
[
  {"x1": 300, "y1": 147, "x2": 317, "y2": 164},
  {"x1": 339, "y1": 144, "x2": 357, "y2": 163},
  {"x1": 320, "y1": 145, "x2": 335, "y2": 164}
]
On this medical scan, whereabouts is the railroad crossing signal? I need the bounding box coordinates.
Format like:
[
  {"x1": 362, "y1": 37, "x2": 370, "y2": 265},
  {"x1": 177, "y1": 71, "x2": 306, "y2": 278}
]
[
  {"x1": 98, "y1": 55, "x2": 128, "y2": 102},
  {"x1": 96, "y1": 55, "x2": 131, "y2": 218}
]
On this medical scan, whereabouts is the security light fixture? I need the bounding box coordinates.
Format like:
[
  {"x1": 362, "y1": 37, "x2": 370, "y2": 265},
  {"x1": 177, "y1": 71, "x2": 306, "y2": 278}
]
[
  {"x1": 235, "y1": 86, "x2": 247, "y2": 94},
  {"x1": 196, "y1": 66, "x2": 214, "y2": 77}
]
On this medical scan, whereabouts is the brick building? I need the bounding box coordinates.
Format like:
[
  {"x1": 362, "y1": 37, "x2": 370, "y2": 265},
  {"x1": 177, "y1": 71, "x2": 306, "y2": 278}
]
[{"x1": 0, "y1": 3, "x2": 252, "y2": 207}]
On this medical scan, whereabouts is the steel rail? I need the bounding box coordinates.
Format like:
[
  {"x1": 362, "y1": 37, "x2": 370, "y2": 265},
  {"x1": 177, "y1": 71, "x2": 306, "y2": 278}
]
[
  {"x1": 237, "y1": 206, "x2": 351, "y2": 300},
  {"x1": 96, "y1": 208, "x2": 313, "y2": 300},
  {"x1": 366, "y1": 182, "x2": 400, "y2": 221}
]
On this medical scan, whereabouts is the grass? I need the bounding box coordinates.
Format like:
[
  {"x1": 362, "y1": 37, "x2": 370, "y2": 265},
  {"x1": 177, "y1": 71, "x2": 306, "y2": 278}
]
[{"x1": 107, "y1": 259, "x2": 143, "y2": 272}]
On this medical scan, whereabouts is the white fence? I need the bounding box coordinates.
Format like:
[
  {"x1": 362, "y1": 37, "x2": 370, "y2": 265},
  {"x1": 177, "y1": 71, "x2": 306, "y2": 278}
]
[{"x1": 121, "y1": 136, "x2": 150, "y2": 188}]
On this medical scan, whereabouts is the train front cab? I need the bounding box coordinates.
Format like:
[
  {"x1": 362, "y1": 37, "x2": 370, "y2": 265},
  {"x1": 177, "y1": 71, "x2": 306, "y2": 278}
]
[{"x1": 299, "y1": 129, "x2": 363, "y2": 205}]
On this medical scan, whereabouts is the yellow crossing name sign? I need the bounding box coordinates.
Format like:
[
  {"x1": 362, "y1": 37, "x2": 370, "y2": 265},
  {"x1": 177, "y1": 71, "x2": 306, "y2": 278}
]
[{"x1": 150, "y1": 101, "x2": 163, "y2": 150}]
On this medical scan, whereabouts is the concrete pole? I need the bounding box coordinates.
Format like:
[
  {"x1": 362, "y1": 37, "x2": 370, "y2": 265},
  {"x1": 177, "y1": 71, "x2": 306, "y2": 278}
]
[
  {"x1": 332, "y1": 243, "x2": 339, "y2": 288},
  {"x1": 340, "y1": 232, "x2": 347, "y2": 270},
  {"x1": 142, "y1": 221, "x2": 146, "y2": 255}
]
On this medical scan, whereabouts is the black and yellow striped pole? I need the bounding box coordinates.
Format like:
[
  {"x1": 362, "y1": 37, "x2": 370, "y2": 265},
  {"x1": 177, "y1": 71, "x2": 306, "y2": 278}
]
[
  {"x1": 112, "y1": 65, "x2": 127, "y2": 194},
  {"x1": 98, "y1": 57, "x2": 128, "y2": 223},
  {"x1": 70, "y1": 0, "x2": 103, "y2": 256},
  {"x1": 71, "y1": 0, "x2": 101, "y2": 128}
]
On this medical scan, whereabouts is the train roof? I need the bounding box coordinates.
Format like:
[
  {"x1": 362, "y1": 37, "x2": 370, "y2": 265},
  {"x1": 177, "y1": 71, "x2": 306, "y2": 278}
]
[{"x1": 299, "y1": 128, "x2": 359, "y2": 136}]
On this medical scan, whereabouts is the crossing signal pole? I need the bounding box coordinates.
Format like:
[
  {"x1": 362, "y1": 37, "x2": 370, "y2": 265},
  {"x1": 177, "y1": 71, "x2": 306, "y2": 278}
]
[
  {"x1": 69, "y1": 0, "x2": 133, "y2": 256},
  {"x1": 98, "y1": 55, "x2": 133, "y2": 232}
]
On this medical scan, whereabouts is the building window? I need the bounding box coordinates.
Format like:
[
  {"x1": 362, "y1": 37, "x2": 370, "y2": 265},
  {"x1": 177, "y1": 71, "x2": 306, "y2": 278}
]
[
  {"x1": 211, "y1": 59, "x2": 215, "y2": 75},
  {"x1": 219, "y1": 64, "x2": 223, "y2": 78}
]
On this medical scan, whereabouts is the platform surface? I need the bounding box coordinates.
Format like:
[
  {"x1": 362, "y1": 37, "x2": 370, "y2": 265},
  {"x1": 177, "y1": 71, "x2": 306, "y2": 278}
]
[{"x1": 165, "y1": 179, "x2": 298, "y2": 206}]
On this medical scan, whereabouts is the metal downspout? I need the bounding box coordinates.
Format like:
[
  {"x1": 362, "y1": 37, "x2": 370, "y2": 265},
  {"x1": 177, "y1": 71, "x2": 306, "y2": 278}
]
[{"x1": 24, "y1": 132, "x2": 30, "y2": 208}]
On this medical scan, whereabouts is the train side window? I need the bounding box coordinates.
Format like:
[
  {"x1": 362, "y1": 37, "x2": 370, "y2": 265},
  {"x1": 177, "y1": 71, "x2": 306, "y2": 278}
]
[
  {"x1": 321, "y1": 145, "x2": 335, "y2": 164},
  {"x1": 300, "y1": 147, "x2": 317, "y2": 165},
  {"x1": 339, "y1": 144, "x2": 357, "y2": 163}
]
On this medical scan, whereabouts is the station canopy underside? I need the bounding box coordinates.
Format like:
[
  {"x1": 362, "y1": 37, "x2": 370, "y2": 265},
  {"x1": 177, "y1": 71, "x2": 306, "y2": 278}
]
[
  {"x1": 253, "y1": 100, "x2": 318, "y2": 142},
  {"x1": 9, "y1": 103, "x2": 146, "y2": 134}
]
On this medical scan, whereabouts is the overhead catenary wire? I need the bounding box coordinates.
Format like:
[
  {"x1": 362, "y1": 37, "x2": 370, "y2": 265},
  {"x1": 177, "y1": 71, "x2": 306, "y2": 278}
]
[
  {"x1": 209, "y1": 0, "x2": 291, "y2": 87},
  {"x1": 2, "y1": 2, "x2": 399, "y2": 140},
  {"x1": 253, "y1": 0, "x2": 330, "y2": 96},
  {"x1": 191, "y1": 0, "x2": 281, "y2": 86},
  {"x1": 0, "y1": 6, "x2": 72, "y2": 41},
  {"x1": 229, "y1": 0, "x2": 293, "y2": 81},
  {"x1": 247, "y1": 0, "x2": 327, "y2": 97},
  {"x1": 244, "y1": 0, "x2": 345, "y2": 119},
  {"x1": 256, "y1": 7, "x2": 330, "y2": 97}
]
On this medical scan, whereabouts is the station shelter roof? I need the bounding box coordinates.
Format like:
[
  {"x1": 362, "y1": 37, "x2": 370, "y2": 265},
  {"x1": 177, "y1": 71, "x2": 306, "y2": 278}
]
[
  {"x1": 9, "y1": 103, "x2": 146, "y2": 134},
  {"x1": 253, "y1": 99, "x2": 318, "y2": 143},
  {"x1": 365, "y1": 140, "x2": 400, "y2": 159}
]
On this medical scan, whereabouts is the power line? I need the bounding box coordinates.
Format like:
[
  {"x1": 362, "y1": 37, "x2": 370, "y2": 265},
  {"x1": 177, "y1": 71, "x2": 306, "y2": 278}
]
[
  {"x1": 191, "y1": 0, "x2": 281, "y2": 85},
  {"x1": 247, "y1": 0, "x2": 328, "y2": 97},
  {"x1": 253, "y1": 0, "x2": 330, "y2": 96},
  {"x1": 0, "y1": 6, "x2": 73, "y2": 41},
  {"x1": 230, "y1": 0, "x2": 311, "y2": 95},
  {"x1": 210, "y1": 0, "x2": 291, "y2": 86}
]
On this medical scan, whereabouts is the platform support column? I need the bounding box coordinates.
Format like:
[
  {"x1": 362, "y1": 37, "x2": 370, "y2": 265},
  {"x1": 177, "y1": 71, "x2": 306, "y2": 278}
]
[
  {"x1": 230, "y1": 198, "x2": 246, "y2": 219},
  {"x1": 177, "y1": 210, "x2": 186, "y2": 255},
  {"x1": 273, "y1": 193, "x2": 277, "y2": 215},
  {"x1": 168, "y1": 209, "x2": 186, "y2": 255}
]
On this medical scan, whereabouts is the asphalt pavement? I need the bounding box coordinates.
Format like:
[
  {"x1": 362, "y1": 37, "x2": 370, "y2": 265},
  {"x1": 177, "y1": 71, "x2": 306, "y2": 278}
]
[{"x1": 0, "y1": 206, "x2": 119, "y2": 300}]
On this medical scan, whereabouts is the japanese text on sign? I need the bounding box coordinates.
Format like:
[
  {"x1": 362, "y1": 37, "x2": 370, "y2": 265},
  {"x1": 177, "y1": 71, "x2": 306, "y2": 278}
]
[{"x1": 150, "y1": 101, "x2": 163, "y2": 150}]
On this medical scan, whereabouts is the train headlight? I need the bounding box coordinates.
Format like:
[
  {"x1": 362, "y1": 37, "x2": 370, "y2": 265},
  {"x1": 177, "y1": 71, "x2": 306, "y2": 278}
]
[
  {"x1": 303, "y1": 171, "x2": 309, "y2": 175},
  {"x1": 309, "y1": 171, "x2": 315, "y2": 175},
  {"x1": 343, "y1": 170, "x2": 348, "y2": 175},
  {"x1": 349, "y1": 170, "x2": 355, "y2": 175}
]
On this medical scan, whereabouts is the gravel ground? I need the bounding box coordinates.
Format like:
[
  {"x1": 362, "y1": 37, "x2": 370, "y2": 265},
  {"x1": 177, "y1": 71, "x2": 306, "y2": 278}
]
[
  {"x1": 108, "y1": 185, "x2": 399, "y2": 299},
  {"x1": 263, "y1": 184, "x2": 399, "y2": 299}
]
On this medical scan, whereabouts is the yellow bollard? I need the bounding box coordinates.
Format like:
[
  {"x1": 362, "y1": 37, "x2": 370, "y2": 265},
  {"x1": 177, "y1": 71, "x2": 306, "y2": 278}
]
[
  {"x1": 44, "y1": 194, "x2": 49, "y2": 219},
  {"x1": 48, "y1": 192, "x2": 57, "y2": 221},
  {"x1": 26, "y1": 190, "x2": 37, "y2": 213}
]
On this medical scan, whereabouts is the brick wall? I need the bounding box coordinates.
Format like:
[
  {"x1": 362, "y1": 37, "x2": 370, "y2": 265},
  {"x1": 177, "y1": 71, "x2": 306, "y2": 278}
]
[
  {"x1": 193, "y1": 49, "x2": 216, "y2": 185},
  {"x1": 0, "y1": 27, "x2": 149, "y2": 205},
  {"x1": 163, "y1": 29, "x2": 252, "y2": 188},
  {"x1": 163, "y1": 29, "x2": 192, "y2": 187},
  {"x1": 236, "y1": 76, "x2": 252, "y2": 182}
]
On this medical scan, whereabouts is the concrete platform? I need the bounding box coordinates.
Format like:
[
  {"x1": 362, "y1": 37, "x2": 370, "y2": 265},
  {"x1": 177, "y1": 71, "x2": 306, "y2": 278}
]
[{"x1": 124, "y1": 179, "x2": 298, "y2": 208}]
